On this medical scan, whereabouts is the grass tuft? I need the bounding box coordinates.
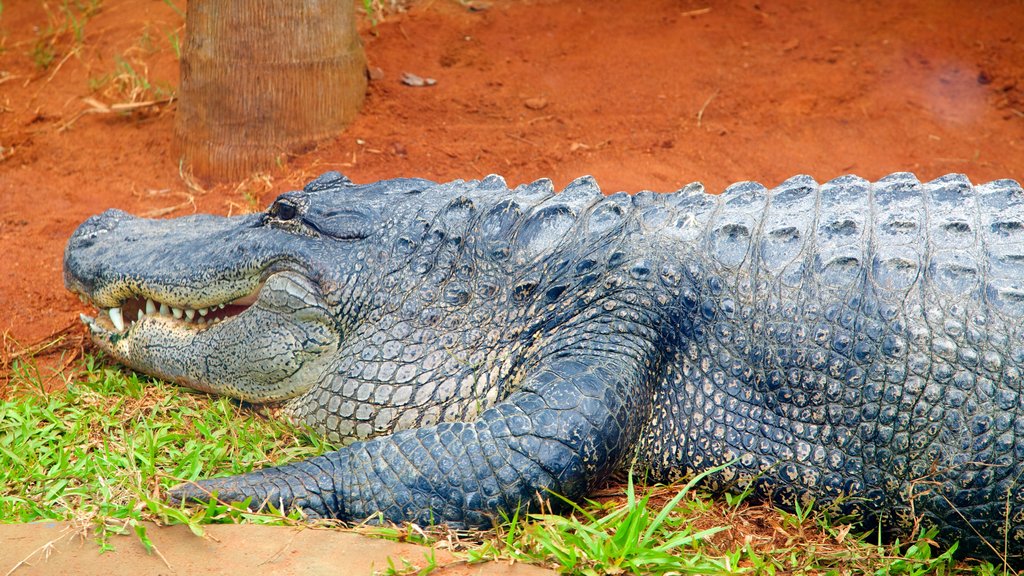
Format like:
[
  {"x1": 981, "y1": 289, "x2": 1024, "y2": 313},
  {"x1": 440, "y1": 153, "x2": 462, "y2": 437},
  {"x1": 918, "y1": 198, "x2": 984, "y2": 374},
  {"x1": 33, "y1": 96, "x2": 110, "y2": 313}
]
[
  {"x1": 88, "y1": 48, "x2": 175, "y2": 106},
  {"x1": 28, "y1": 0, "x2": 101, "y2": 70},
  {"x1": 458, "y1": 481, "x2": 982, "y2": 575}
]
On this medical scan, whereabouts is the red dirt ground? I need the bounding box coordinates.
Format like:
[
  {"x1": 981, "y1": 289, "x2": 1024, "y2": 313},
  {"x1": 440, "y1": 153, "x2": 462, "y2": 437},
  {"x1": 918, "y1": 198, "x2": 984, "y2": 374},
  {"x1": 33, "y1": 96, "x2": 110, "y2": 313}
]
[{"x1": 1, "y1": 0, "x2": 1022, "y2": 382}]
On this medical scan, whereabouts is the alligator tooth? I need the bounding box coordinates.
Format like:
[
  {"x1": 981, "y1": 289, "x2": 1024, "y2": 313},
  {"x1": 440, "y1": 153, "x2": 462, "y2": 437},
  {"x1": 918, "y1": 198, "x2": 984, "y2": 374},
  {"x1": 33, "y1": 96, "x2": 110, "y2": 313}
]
[
  {"x1": 185, "y1": 309, "x2": 196, "y2": 320},
  {"x1": 199, "y1": 307, "x2": 209, "y2": 316},
  {"x1": 160, "y1": 303, "x2": 170, "y2": 316},
  {"x1": 137, "y1": 309, "x2": 144, "y2": 321},
  {"x1": 146, "y1": 299, "x2": 157, "y2": 315},
  {"x1": 109, "y1": 307, "x2": 125, "y2": 332},
  {"x1": 172, "y1": 307, "x2": 183, "y2": 319},
  {"x1": 218, "y1": 303, "x2": 226, "y2": 310},
  {"x1": 197, "y1": 317, "x2": 206, "y2": 325}
]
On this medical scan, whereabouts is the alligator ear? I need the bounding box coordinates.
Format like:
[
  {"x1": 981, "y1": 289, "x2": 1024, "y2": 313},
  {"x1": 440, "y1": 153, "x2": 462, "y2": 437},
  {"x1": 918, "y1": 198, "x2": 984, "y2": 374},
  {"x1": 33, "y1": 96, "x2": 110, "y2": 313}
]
[{"x1": 310, "y1": 208, "x2": 374, "y2": 240}]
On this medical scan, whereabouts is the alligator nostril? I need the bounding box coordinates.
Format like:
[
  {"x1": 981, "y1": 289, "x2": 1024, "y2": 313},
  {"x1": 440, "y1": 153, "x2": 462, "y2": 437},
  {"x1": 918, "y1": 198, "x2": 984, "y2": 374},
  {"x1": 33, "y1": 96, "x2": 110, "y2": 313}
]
[
  {"x1": 69, "y1": 209, "x2": 137, "y2": 250},
  {"x1": 81, "y1": 209, "x2": 135, "y2": 232}
]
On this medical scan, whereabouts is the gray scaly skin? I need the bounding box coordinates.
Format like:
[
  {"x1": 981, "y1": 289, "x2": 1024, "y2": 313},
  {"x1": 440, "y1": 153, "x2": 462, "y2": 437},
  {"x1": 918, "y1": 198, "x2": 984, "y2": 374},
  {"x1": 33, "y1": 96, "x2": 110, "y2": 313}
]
[{"x1": 64, "y1": 171, "x2": 1024, "y2": 561}]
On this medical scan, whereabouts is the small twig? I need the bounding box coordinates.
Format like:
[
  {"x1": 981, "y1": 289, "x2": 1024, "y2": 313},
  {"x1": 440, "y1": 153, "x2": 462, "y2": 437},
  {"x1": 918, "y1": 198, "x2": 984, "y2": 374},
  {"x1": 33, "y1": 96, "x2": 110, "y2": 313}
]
[
  {"x1": 4, "y1": 321, "x2": 81, "y2": 363},
  {"x1": 257, "y1": 529, "x2": 304, "y2": 566},
  {"x1": 506, "y1": 132, "x2": 539, "y2": 147},
  {"x1": 178, "y1": 158, "x2": 209, "y2": 196},
  {"x1": 697, "y1": 88, "x2": 720, "y2": 128},
  {"x1": 140, "y1": 191, "x2": 197, "y2": 218},
  {"x1": 934, "y1": 490, "x2": 1008, "y2": 564},
  {"x1": 79, "y1": 96, "x2": 176, "y2": 114},
  {"x1": 435, "y1": 146, "x2": 459, "y2": 159},
  {"x1": 104, "y1": 516, "x2": 174, "y2": 571},
  {"x1": 3, "y1": 526, "x2": 73, "y2": 576},
  {"x1": 109, "y1": 97, "x2": 176, "y2": 113},
  {"x1": 56, "y1": 96, "x2": 176, "y2": 132},
  {"x1": 44, "y1": 47, "x2": 80, "y2": 84},
  {"x1": 681, "y1": 7, "x2": 712, "y2": 17},
  {"x1": 1, "y1": 321, "x2": 85, "y2": 391},
  {"x1": 149, "y1": 541, "x2": 172, "y2": 569}
]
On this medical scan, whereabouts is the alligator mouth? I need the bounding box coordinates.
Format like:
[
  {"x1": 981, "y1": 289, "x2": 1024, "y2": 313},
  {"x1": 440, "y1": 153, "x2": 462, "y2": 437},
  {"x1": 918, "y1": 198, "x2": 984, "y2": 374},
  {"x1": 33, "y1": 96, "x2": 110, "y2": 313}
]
[{"x1": 79, "y1": 281, "x2": 265, "y2": 334}]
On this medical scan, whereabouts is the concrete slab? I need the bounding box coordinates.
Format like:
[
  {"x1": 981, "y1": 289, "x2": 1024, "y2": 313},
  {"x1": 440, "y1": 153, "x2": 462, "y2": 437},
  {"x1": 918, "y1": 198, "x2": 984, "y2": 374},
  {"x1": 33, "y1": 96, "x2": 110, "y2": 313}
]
[{"x1": 0, "y1": 522, "x2": 554, "y2": 576}]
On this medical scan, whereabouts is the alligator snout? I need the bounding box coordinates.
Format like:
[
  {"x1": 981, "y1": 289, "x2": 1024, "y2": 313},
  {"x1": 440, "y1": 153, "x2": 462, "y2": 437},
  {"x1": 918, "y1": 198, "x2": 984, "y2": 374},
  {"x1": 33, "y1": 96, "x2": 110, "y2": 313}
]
[
  {"x1": 64, "y1": 207, "x2": 270, "y2": 309},
  {"x1": 64, "y1": 209, "x2": 139, "y2": 296},
  {"x1": 66, "y1": 209, "x2": 136, "y2": 250}
]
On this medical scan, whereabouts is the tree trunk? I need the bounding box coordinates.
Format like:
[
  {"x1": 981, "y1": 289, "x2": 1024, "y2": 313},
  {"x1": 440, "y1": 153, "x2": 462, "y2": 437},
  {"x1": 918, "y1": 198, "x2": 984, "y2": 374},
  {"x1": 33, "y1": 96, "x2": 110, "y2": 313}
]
[{"x1": 175, "y1": 0, "x2": 367, "y2": 182}]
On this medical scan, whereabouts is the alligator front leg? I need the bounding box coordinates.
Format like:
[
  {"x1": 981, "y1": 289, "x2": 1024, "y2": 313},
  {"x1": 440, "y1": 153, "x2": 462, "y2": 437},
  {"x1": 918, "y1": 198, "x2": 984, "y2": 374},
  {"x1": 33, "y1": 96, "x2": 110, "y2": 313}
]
[{"x1": 170, "y1": 351, "x2": 653, "y2": 526}]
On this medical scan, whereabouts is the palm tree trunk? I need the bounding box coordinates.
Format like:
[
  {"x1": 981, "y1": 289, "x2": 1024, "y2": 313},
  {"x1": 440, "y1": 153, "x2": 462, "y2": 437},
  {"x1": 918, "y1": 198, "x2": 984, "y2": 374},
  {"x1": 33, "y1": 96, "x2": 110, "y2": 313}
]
[{"x1": 175, "y1": 0, "x2": 367, "y2": 181}]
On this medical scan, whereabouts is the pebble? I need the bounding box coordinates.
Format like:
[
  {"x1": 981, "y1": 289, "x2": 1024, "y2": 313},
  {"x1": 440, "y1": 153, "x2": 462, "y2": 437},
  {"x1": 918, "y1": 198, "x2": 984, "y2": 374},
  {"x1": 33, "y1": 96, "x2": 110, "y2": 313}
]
[
  {"x1": 401, "y1": 72, "x2": 437, "y2": 87},
  {"x1": 524, "y1": 97, "x2": 548, "y2": 110}
]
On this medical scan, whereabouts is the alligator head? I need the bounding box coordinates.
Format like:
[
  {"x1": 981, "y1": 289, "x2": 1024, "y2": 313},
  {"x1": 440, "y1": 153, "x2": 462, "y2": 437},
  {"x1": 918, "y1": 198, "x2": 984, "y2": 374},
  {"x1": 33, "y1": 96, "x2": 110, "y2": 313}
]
[{"x1": 63, "y1": 172, "x2": 435, "y2": 403}]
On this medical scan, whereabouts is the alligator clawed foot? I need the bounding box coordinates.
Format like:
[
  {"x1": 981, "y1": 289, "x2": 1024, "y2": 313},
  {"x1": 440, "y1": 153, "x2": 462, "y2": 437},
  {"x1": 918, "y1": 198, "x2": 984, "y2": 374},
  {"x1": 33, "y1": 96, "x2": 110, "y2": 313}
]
[
  {"x1": 168, "y1": 471, "x2": 327, "y2": 519},
  {"x1": 168, "y1": 478, "x2": 253, "y2": 508},
  {"x1": 167, "y1": 479, "x2": 228, "y2": 506}
]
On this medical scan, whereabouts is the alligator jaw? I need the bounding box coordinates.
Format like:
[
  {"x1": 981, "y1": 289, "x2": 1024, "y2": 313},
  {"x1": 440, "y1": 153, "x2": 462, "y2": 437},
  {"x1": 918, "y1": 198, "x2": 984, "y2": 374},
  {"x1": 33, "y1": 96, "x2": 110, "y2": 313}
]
[
  {"x1": 73, "y1": 270, "x2": 338, "y2": 404},
  {"x1": 74, "y1": 276, "x2": 267, "y2": 368},
  {"x1": 76, "y1": 282, "x2": 264, "y2": 335}
]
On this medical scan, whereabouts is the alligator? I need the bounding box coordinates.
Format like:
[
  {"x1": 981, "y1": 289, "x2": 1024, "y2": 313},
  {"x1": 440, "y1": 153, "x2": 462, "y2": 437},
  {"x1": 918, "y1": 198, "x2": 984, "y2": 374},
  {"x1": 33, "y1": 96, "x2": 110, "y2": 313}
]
[{"x1": 64, "y1": 171, "x2": 1024, "y2": 561}]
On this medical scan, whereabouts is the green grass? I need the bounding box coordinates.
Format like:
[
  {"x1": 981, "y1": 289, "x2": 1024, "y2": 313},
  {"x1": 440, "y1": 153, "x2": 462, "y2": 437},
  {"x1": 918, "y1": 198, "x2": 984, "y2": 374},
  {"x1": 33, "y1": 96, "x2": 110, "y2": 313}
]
[
  {"x1": 29, "y1": 0, "x2": 101, "y2": 70},
  {"x1": 160, "y1": 0, "x2": 184, "y2": 20},
  {"x1": 167, "y1": 29, "x2": 181, "y2": 60},
  {"x1": 362, "y1": 0, "x2": 380, "y2": 26},
  {"x1": 1, "y1": 354, "x2": 329, "y2": 547},
  {"x1": 87, "y1": 23, "x2": 179, "y2": 106},
  {"x1": 88, "y1": 55, "x2": 175, "y2": 104},
  {"x1": 159, "y1": 0, "x2": 184, "y2": 60},
  {"x1": 0, "y1": 354, "x2": 1008, "y2": 573}
]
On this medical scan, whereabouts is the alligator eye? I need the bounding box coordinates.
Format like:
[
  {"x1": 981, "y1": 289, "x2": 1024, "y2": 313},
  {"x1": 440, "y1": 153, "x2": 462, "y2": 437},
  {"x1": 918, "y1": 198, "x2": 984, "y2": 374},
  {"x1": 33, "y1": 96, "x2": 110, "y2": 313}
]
[{"x1": 271, "y1": 201, "x2": 298, "y2": 221}]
